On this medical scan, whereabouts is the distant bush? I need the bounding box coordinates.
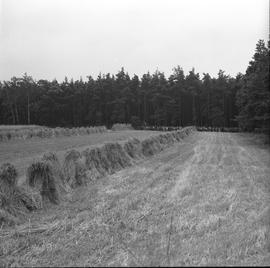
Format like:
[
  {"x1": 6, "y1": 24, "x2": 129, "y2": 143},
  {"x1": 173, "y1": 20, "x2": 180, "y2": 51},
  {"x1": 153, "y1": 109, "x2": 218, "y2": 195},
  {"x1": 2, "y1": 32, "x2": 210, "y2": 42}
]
[{"x1": 111, "y1": 123, "x2": 133, "y2": 131}]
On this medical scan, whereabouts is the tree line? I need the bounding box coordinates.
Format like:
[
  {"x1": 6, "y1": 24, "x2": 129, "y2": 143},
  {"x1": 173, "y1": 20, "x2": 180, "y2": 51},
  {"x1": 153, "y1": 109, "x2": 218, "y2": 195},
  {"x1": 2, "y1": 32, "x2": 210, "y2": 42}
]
[{"x1": 0, "y1": 40, "x2": 269, "y2": 130}]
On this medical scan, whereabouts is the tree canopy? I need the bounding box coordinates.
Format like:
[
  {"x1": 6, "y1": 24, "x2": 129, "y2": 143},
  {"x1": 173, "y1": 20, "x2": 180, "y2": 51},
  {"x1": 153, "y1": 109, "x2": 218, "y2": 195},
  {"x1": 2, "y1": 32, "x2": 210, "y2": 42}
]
[{"x1": 0, "y1": 40, "x2": 269, "y2": 131}]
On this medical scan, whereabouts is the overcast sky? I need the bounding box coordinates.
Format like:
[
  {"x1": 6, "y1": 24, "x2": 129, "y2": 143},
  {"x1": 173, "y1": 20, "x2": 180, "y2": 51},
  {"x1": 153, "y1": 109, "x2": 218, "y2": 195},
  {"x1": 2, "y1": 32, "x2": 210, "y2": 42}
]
[{"x1": 0, "y1": 0, "x2": 268, "y2": 81}]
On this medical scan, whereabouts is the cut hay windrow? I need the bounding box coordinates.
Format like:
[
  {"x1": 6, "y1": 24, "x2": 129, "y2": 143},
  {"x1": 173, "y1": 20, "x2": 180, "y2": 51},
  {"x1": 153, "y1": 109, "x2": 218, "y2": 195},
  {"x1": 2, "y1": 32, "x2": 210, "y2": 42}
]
[{"x1": 0, "y1": 163, "x2": 41, "y2": 226}]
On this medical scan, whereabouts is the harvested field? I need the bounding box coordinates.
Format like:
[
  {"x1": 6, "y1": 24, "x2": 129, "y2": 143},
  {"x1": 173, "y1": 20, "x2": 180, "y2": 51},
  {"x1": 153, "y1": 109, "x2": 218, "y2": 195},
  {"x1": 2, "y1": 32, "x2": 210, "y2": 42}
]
[
  {"x1": 1, "y1": 131, "x2": 269, "y2": 266},
  {"x1": 0, "y1": 125, "x2": 107, "y2": 142},
  {"x1": 0, "y1": 130, "x2": 162, "y2": 180},
  {"x1": 0, "y1": 125, "x2": 42, "y2": 130}
]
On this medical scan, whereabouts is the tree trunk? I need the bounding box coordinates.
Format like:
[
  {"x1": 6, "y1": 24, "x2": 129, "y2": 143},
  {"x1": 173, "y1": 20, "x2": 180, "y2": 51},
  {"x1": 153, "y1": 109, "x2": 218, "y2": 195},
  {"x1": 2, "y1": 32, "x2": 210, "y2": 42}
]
[
  {"x1": 5, "y1": 89, "x2": 16, "y2": 124},
  {"x1": 14, "y1": 102, "x2": 19, "y2": 124}
]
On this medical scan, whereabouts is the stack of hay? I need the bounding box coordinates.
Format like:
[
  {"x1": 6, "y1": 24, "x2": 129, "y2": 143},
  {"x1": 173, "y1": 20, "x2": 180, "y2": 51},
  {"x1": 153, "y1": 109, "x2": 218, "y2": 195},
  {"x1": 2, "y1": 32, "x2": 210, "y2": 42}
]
[
  {"x1": 0, "y1": 163, "x2": 40, "y2": 226},
  {"x1": 22, "y1": 126, "x2": 196, "y2": 209},
  {"x1": 63, "y1": 150, "x2": 89, "y2": 188},
  {"x1": 141, "y1": 136, "x2": 163, "y2": 157},
  {"x1": 27, "y1": 152, "x2": 69, "y2": 205},
  {"x1": 82, "y1": 142, "x2": 132, "y2": 179},
  {"x1": 123, "y1": 138, "x2": 143, "y2": 159}
]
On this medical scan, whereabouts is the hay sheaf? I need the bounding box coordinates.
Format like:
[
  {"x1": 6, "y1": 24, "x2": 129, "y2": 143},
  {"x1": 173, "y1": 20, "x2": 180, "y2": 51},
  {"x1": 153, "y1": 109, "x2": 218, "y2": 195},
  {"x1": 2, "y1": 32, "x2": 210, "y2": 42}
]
[
  {"x1": 82, "y1": 148, "x2": 106, "y2": 180},
  {"x1": 27, "y1": 153, "x2": 69, "y2": 205},
  {"x1": 123, "y1": 138, "x2": 143, "y2": 159},
  {"x1": 103, "y1": 143, "x2": 132, "y2": 170},
  {"x1": 0, "y1": 163, "x2": 40, "y2": 226},
  {"x1": 82, "y1": 142, "x2": 132, "y2": 179},
  {"x1": 82, "y1": 127, "x2": 195, "y2": 181},
  {"x1": 132, "y1": 126, "x2": 195, "y2": 157},
  {"x1": 23, "y1": 127, "x2": 195, "y2": 209},
  {"x1": 63, "y1": 150, "x2": 89, "y2": 188},
  {"x1": 27, "y1": 161, "x2": 61, "y2": 204},
  {"x1": 42, "y1": 152, "x2": 66, "y2": 185},
  {"x1": 141, "y1": 136, "x2": 163, "y2": 157}
]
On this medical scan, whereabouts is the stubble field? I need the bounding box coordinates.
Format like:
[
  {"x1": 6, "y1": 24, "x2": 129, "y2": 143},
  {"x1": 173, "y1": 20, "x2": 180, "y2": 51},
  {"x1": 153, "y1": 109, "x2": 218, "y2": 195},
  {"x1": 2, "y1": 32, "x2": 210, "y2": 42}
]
[{"x1": 1, "y1": 130, "x2": 269, "y2": 266}]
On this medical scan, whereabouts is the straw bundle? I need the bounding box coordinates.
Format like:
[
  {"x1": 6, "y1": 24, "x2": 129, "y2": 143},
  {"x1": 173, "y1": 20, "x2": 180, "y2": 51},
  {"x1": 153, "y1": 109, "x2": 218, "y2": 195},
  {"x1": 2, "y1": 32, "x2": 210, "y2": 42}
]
[
  {"x1": 63, "y1": 150, "x2": 89, "y2": 188},
  {"x1": 123, "y1": 138, "x2": 143, "y2": 159},
  {"x1": 0, "y1": 163, "x2": 40, "y2": 225},
  {"x1": 27, "y1": 152, "x2": 69, "y2": 205}
]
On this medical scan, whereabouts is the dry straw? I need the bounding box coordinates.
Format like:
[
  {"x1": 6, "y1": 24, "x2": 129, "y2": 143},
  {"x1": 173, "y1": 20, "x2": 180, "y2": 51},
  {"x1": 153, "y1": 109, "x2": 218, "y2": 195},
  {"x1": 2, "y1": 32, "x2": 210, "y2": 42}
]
[
  {"x1": 42, "y1": 152, "x2": 66, "y2": 185},
  {"x1": 23, "y1": 126, "x2": 195, "y2": 209},
  {"x1": 0, "y1": 163, "x2": 40, "y2": 226},
  {"x1": 27, "y1": 152, "x2": 69, "y2": 205},
  {"x1": 123, "y1": 138, "x2": 143, "y2": 159},
  {"x1": 0, "y1": 126, "x2": 195, "y2": 225},
  {"x1": 103, "y1": 142, "x2": 132, "y2": 170},
  {"x1": 63, "y1": 150, "x2": 89, "y2": 188}
]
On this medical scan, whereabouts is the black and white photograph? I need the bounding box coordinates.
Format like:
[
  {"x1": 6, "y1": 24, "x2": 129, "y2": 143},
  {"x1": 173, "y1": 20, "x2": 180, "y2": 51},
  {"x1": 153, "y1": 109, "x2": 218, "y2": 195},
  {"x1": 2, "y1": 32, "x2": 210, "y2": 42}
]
[{"x1": 0, "y1": 0, "x2": 269, "y2": 266}]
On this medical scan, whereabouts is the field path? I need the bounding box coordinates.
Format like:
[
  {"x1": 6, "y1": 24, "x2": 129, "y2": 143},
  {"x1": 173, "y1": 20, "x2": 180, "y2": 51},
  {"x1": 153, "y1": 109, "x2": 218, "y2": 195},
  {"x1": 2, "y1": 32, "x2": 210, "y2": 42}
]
[{"x1": 2, "y1": 132, "x2": 270, "y2": 266}]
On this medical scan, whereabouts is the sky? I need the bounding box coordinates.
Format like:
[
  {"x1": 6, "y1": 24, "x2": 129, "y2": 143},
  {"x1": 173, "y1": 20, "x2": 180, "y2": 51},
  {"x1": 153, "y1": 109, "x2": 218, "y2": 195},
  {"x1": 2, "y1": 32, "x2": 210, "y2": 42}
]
[{"x1": 0, "y1": 0, "x2": 268, "y2": 81}]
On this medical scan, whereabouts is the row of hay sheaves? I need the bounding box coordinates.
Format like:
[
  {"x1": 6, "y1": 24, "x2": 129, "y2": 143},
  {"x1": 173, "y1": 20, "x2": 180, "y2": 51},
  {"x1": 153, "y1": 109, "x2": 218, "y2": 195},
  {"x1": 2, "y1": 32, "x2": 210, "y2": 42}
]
[
  {"x1": 0, "y1": 126, "x2": 107, "y2": 142},
  {"x1": 0, "y1": 126, "x2": 195, "y2": 226},
  {"x1": 196, "y1": 126, "x2": 240, "y2": 132}
]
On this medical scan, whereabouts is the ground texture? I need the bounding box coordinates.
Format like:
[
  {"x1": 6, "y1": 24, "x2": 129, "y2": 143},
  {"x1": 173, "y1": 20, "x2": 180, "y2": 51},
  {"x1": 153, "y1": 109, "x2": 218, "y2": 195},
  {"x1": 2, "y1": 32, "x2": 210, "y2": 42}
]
[{"x1": 1, "y1": 131, "x2": 269, "y2": 266}]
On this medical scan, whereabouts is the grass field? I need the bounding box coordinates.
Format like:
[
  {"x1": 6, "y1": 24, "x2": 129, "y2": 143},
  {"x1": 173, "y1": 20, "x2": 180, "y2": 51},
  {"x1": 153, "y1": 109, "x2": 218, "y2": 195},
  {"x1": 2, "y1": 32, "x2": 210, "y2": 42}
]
[
  {"x1": 1, "y1": 131, "x2": 269, "y2": 266},
  {"x1": 0, "y1": 130, "x2": 162, "y2": 181}
]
